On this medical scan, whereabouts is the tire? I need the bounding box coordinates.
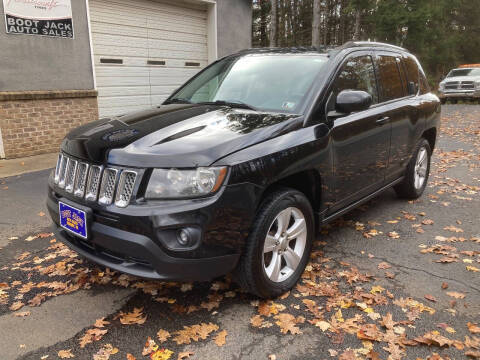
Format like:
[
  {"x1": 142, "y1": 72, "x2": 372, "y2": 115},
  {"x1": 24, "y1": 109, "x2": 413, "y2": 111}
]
[
  {"x1": 394, "y1": 139, "x2": 431, "y2": 199},
  {"x1": 234, "y1": 188, "x2": 314, "y2": 298}
]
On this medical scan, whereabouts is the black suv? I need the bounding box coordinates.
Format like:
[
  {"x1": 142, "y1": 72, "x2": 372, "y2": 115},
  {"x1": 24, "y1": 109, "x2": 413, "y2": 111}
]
[{"x1": 47, "y1": 42, "x2": 440, "y2": 298}]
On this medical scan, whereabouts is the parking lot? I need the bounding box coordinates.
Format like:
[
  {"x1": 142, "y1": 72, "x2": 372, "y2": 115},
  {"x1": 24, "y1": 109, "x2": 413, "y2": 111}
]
[{"x1": 1, "y1": 104, "x2": 479, "y2": 360}]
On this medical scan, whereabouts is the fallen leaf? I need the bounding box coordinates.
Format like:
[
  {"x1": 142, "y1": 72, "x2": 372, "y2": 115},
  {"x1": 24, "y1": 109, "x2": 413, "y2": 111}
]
[
  {"x1": 14, "y1": 311, "x2": 30, "y2": 317},
  {"x1": 467, "y1": 323, "x2": 480, "y2": 334},
  {"x1": 378, "y1": 262, "x2": 391, "y2": 269},
  {"x1": 388, "y1": 231, "x2": 400, "y2": 239},
  {"x1": 79, "y1": 328, "x2": 108, "y2": 348},
  {"x1": 157, "y1": 329, "x2": 171, "y2": 343},
  {"x1": 58, "y1": 349, "x2": 74, "y2": 359},
  {"x1": 214, "y1": 330, "x2": 227, "y2": 346},
  {"x1": 315, "y1": 320, "x2": 331, "y2": 332},
  {"x1": 444, "y1": 225, "x2": 463, "y2": 233},
  {"x1": 150, "y1": 349, "x2": 174, "y2": 360},
  {"x1": 447, "y1": 291, "x2": 466, "y2": 299},
  {"x1": 424, "y1": 294, "x2": 437, "y2": 302},
  {"x1": 94, "y1": 317, "x2": 110, "y2": 328},
  {"x1": 274, "y1": 313, "x2": 302, "y2": 335},
  {"x1": 142, "y1": 337, "x2": 158, "y2": 356},
  {"x1": 173, "y1": 323, "x2": 219, "y2": 345},
  {"x1": 126, "y1": 355, "x2": 136, "y2": 360},
  {"x1": 441, "y1": 282, "x2": 449, "y2": 289},
  {"x1": 467, "y1": 266, "x2": 480, "y2": 272},
  {"x1": 177, "y1": 352, "x2": 194, "y2": 360},
  {"x1": 117, "y1": 307, "x2": 146, "y2": 325}
]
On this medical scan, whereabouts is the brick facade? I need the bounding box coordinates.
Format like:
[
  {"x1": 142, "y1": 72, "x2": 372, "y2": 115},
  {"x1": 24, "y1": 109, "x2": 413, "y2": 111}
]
[{"x1": 0, "y1": 91, "x2": 98, "y2": 159}]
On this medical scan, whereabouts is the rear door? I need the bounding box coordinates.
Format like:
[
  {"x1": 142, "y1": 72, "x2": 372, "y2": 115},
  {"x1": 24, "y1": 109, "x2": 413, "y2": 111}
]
[{"x1": 374, "y1": 52, "x2": 422, "y2": 181}]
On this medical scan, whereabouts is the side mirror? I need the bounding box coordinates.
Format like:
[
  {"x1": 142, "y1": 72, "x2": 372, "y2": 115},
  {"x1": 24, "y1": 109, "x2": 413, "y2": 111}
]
[
  {"x1": 335, "y1": 90, "x2": 373, "y2": 115},
  {"x1": 407, "y1": 81, "x2": 418, "y2": 95}
]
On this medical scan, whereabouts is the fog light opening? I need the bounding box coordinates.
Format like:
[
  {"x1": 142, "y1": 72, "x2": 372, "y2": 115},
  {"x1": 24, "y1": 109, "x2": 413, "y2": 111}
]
[{"x1": 177, "y1": 229, "x2": 191, "y2": 246}]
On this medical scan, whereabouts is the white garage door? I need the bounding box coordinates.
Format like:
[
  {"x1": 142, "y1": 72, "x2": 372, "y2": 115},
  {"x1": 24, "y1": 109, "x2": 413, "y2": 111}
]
[{"x1": 89, "y1": 0, "x2": 209, "y2": 117}]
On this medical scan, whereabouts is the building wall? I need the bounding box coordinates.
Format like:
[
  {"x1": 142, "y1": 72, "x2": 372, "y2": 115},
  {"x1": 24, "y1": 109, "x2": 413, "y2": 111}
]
[
  {"x1": 216, "y1": 0, "x2": 252, "y2": 58},
  {"x1": 0, "y1": 0, "x2": 97, "y2": 159},
  {"x1": 0, "y1": 92, "x2": 98, "y2": 158},
  {"x1": 0, "y1": 0, "x2": 95, "y2": 91}
]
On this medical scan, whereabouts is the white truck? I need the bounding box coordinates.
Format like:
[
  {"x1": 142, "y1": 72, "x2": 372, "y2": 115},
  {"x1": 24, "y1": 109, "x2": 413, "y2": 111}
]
[{"x1": 438, "y1": 65, "x2": 480, "y2": 104}]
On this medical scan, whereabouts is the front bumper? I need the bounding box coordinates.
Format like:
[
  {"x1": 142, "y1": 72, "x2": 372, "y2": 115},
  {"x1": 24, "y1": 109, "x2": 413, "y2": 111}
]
[
  {"x1": 47, "y1": 177, "x2": 261, "y2": 281},
  {"x1": 438, "y1": 90, "x2": 480, "y2": 99}
]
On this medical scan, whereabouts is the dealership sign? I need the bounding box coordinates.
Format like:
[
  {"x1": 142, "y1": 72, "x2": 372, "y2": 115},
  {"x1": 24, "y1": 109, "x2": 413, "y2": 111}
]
[{"x1": 3, "y1": 0, "x2": 73, "y2": 38}]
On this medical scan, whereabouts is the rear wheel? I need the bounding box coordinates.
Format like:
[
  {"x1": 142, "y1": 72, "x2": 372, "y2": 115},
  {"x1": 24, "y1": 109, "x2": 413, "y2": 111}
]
[
  {"x1": 394, "y1": 139, "x2": 431, "y2": 199},
  {"x1": 234, "y1": 188, "x2": 314, "y2": 298}
]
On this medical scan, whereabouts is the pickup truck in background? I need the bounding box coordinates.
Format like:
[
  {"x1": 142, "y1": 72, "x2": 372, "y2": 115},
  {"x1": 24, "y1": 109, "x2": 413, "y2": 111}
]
[{"x1": 438, "y1": 64, "x2": 480, "y2": 104}]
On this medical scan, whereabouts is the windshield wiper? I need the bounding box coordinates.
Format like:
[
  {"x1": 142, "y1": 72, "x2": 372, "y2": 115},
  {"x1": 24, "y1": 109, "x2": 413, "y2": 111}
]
[
  {"x1": 164, "y1": 98, "x2": 192, "y2": 105},
  {"x1": 197, "y1": 100, "x2": 257, "y2": 111}
]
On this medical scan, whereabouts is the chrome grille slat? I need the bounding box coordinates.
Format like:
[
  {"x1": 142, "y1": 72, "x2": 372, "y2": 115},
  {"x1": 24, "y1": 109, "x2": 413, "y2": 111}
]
[
  {"x1": 65, "y1": 159, "x2": 78, "y2": 193},
  {"x1": 74, "y1": 163, "x2": 89, "y2": 198},
  {"x1": 58, "y1": 156, "x2": 69, "y2": 189},
  {"x1": 115, "y1": 171, "x2": 137, "y2": 208},
  {"x1": 54, "y1": 154, "x2": 63, "y2": 184},
  {"x1": 98, "y1": 168, "x2": 119, "y2": 205},
  {"x1": 85, "y1": 165, "x2": 103, "y2": 202}
]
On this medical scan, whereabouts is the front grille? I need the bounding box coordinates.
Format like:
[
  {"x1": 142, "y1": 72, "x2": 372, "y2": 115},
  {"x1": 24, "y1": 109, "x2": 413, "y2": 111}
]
[
  {"x1": 445, "y1": 81, "x2": 476, "y2": 90},
  {"x1": 54, "y1": 153, "x2": 139, "y2": 208}
]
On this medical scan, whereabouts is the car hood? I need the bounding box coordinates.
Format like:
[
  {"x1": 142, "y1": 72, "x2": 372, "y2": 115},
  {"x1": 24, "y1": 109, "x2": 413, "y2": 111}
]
[{"x1": 61, "y1": 104, "x2": 302, "y2": 168}]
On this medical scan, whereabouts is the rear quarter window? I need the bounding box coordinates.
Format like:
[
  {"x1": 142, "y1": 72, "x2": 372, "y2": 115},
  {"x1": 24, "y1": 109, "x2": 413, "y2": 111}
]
[
  {"x1": 377, "y1": 55, "x2": 406, "y2": 102},
  {"x1": 403, "y1": 56, "x2": 420, "y2": 93}
]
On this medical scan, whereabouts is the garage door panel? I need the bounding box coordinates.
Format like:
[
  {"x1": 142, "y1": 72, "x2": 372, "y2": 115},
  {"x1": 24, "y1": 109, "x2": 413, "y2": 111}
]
[
  {"x1": 96, "y1": 66, "x2": 151, "y2": 78},
  {"x1": 97, "y1": 86, "x2": 151, "y2": 97},
  {"x1": 98, "y1": 95, "x2": 152, "y2": 108},
  {"x1": 96, "y1": 76, "x2": 150, "y2": 87},
  {"x1": 100, "y1": 105, "x2": 150, "y2": 118},
  {"x1": 92, "y1": 45, "x2": 149, "y2": 58},
  {"x1": 99, "y1": 0, "x2": 207, "y2": 20},
  {"x1": 90, "y1": 0, "x2": 208, "y2": 117},
  {"x1": 92, "y1": 23, "x2": 206, "y2": 44}
]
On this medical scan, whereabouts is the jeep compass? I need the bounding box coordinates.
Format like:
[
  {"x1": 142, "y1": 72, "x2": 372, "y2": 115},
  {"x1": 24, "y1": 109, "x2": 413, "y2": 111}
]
[{"x1": 47, "y1": 42, "x2": 441, "y2": 298}]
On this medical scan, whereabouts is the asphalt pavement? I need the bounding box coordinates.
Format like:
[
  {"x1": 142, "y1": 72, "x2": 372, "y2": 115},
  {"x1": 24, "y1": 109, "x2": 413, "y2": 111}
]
[{"x1": 0, "y1": 104, "x2": 479, "y2": 360}]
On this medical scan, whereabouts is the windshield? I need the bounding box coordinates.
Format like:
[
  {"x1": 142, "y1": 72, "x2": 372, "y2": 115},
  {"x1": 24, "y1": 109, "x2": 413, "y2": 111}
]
[
  {"x1": 447, "y1": 68, "x2": 480, "y2": 77},
  {"x1": 167, "y1": 54, "x2": 329, "y2": 113}
]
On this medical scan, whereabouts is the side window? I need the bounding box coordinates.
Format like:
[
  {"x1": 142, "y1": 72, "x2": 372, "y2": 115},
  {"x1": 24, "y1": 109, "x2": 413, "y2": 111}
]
[
  {"x1": 419, "y1": 71, "x2": 430, "y2": 94},
  {"x1": 403, "y1": 56, "x2": 420, "y2": 94},
  {"x1": 331, "y1": 55, "x2": 379, "y2": 105},
  {"x1": 377, "y1": 55, "x2": 406, "y2": 101}
]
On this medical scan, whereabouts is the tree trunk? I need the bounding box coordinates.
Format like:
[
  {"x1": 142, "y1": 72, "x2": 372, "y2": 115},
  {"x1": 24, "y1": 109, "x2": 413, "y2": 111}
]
[
  {"x1": 312, "y1": 0, "x2": 322, "y2": 46},
  {"x1": 270, "y1": 0, "x2": 277, "y2": 47},
  {"x1": 353, "y1": 8, "x2": 361, "y2": 41}
]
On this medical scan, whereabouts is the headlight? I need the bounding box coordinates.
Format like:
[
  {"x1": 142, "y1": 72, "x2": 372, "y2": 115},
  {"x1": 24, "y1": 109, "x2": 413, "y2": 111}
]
[
  {"x1": 439, "y1": 83, "x2": 445, "y2": 90},
  {"x1": 475, "y1": 81, "x2": 480, "y2": 89},
  {"x1": 145, "y1": 167, "x2": 228, "y2": 199}
]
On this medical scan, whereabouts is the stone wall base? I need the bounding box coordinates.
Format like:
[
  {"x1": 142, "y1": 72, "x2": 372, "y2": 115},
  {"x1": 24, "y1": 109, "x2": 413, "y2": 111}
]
[{"x1": 0, "y1": 90, "x2": 98, "y2": 159}]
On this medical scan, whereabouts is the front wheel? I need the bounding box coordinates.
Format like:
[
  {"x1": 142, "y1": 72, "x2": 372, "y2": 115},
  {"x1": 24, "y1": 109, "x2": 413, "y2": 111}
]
[
  {"x1": 394, "y1": 139, "x2": 431, "y2": 199},
  {"x1": 234, "y1": 188, "x2": 314, "y2": 298}
]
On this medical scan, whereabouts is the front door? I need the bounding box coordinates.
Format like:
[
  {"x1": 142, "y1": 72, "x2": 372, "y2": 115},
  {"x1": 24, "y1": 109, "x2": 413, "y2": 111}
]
[{"x1": 327, "y1": 53, "x2": 391, "y2": 211}]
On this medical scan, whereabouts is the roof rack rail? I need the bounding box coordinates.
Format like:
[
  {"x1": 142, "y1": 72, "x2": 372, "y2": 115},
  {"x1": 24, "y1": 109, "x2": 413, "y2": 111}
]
[{"x1": 338, "y1": 41, "x2": 407, "y2": 52}]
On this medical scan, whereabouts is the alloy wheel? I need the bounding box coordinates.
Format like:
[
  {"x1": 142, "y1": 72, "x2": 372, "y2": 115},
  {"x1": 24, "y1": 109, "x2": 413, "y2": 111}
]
[
  {"x1": 263, "y1": 207, "x2": 307, "y2": 283},
  {"x1": 414, "y1": 147, "x2": 428, "y2": 189}
]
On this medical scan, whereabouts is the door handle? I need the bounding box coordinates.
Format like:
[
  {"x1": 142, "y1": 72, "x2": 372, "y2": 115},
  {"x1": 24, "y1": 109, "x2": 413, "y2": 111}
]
[{"x1": 376, "y1": 116, "x2": 390, "y2": 126}]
